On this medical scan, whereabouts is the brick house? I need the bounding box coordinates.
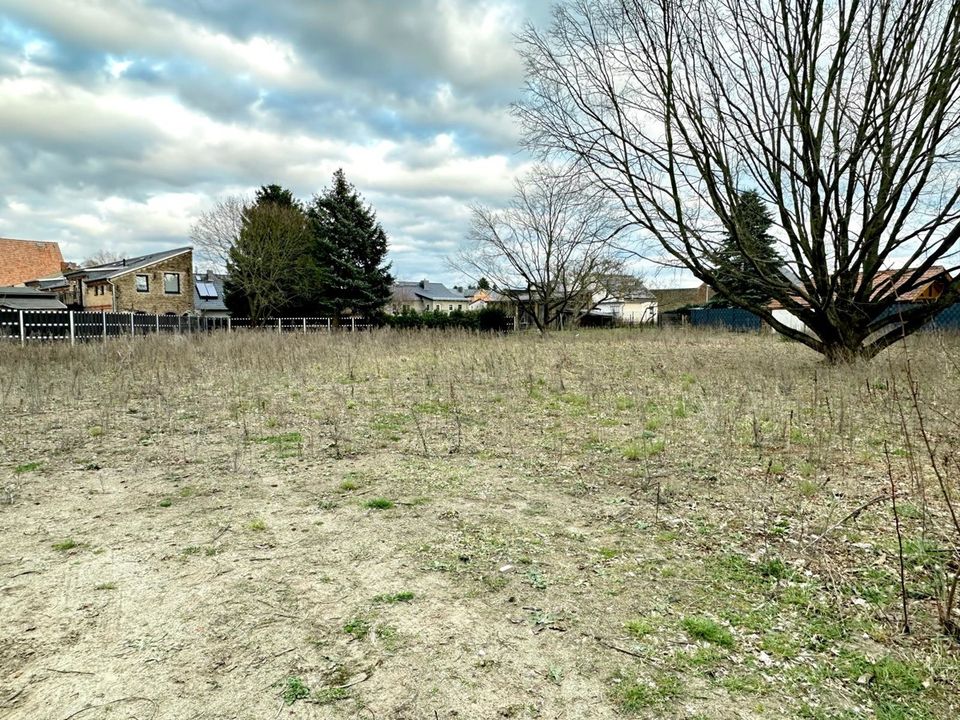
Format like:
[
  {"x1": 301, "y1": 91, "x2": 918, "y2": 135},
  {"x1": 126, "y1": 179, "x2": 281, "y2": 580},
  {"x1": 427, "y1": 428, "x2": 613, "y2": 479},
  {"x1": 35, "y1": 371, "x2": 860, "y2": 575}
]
[
  {"x1": 64, "y1": 247, "x2": 194, "y2": 314},
  {"x1": 0, "y1": 238, "x2": 67, "y2": 286}
]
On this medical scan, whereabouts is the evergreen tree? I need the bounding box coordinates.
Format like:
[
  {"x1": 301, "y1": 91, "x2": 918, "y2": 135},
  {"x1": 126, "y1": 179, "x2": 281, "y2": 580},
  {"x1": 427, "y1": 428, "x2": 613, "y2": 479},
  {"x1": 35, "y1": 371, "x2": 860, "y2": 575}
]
[
  {"x1": 306, "y1": 170, "x2": 393, "y2": 322},
  {"x1": 710, "y1": 190, "x2": 784, "y2": 307}
]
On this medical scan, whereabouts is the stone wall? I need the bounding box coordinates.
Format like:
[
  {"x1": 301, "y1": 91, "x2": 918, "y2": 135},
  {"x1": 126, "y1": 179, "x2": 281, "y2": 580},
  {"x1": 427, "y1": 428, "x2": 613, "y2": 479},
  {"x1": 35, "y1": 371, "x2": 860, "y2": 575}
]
[{"x1": 111, "y1": 251, "x2": 194, "y2": 314}]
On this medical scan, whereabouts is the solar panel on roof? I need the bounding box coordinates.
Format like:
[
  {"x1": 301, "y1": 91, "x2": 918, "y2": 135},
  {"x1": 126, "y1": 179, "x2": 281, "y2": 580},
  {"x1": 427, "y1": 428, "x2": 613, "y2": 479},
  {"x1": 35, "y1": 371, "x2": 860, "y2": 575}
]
[{"x1": 197, "y1": 282, "x2": 218, "y2": 299}]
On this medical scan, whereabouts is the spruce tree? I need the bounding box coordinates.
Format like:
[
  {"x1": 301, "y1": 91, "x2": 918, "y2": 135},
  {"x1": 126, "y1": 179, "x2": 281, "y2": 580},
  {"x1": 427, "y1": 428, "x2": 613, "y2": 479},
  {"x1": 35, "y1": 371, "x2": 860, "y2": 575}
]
[
  {"x1": 306, "y1": 170, "x2": 393, "y2": 322},
  {"x1": 710, "y1": 190, "x2": 784, "y2": 307}
]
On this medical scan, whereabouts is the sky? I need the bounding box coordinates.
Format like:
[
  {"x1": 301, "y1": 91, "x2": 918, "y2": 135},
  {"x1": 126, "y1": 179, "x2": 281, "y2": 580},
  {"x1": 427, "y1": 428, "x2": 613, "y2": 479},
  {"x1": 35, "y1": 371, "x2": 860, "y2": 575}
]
[{"x1": 0, "y1": 0, "x2": 582, "y2": 286}]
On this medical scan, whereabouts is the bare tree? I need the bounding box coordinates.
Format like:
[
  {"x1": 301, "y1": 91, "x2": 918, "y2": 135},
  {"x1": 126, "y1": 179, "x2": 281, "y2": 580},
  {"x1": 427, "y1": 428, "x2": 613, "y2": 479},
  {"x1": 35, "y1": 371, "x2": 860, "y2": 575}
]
[
  {"x1": 83, "y1": 250, "x2": 123, "y2": 267},
  {"x1": 517, "y1": 0, "x2": 960, "y2": 362},
  {"x1": 456, "y1": 165, "x2": 626, "y2": 332},
  {"x1": 190, "y1": 195, "x2": 247, "y2": 269}
]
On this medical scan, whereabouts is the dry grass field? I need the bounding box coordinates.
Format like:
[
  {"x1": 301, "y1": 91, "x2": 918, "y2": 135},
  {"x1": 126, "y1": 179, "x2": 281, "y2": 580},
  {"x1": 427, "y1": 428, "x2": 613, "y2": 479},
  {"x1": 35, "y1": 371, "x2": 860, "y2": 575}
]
[{"x1": 1, "y1": 328, "x2": 958, "y2": 720}]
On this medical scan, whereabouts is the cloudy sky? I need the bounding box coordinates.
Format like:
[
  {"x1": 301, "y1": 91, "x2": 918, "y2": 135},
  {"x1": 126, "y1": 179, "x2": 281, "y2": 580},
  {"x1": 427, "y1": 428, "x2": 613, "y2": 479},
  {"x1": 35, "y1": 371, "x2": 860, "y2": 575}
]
[{"x1": 0, "y1": 0, "x2": 568, "y2": 284}]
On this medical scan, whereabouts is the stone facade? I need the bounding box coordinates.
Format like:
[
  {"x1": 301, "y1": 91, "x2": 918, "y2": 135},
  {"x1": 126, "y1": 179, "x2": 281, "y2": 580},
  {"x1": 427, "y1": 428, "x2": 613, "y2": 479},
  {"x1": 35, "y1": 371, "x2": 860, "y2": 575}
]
[{"x1": 111, "y1": 251, "x2": 194, "y2": 314}]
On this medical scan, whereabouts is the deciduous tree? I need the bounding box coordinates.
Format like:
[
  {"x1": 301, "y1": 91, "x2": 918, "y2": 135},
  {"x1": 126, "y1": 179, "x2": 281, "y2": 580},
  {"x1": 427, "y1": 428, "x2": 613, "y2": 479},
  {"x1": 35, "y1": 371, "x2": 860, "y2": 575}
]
[{"x1": 517, "y1": 0, "x2": 960, "y2": 362}]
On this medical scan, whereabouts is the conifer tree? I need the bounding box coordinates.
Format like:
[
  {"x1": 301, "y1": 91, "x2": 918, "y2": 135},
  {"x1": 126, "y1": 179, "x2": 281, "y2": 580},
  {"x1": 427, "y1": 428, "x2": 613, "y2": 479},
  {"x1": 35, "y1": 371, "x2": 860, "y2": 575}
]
[
  {"x1": 306, "y1": 170, "x2": 393, "y2": 322},
  {"x1": 710, "y1": 191, "x2": 784, "y2": 308}
]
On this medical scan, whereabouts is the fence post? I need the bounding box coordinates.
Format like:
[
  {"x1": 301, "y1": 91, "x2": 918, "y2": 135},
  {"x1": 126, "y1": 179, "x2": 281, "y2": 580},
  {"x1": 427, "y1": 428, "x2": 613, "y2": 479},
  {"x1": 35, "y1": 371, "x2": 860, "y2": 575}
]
[
  {"x1": 227, "y1": 317, "x2": 232, "y2": 332},
  {"x1": 351, "y1": 317, "x2": 356, "y2": 332},
  {"x1": 69, "y1": 311, "x2": 75, "y2": 346},
  {"x1": 277, "y1": 318, "x2": 281, "y2": 334},
  {"x1": 130, "y1": 312, "x2": 135, "y2": 335},
  {"x1": 326, "y1": 318, "x2": 331, "y2": 332},
  {"x1": 18, "y1": 310, "x2": 24, "y2": 346},
  {"x1": 102, "y1": 312, "x2": 107, "y2": 342},
  {"x1": 303, "y1": 317, "x2": 307, "y2": 334},
  {"x1": 155, "y1": 314, "x2": 160, "y2": 335}
]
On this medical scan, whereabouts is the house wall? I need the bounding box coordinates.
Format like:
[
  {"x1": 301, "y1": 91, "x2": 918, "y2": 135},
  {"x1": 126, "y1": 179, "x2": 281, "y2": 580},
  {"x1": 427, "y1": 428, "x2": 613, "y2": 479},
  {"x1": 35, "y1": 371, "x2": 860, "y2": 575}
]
[
  {"x1": 0, "y1": 239, "x2": 65, "y2": 285},
  {"x1": 112, "y1": 252, "x2": 194, "y2": 314},
  {"x1": 82, "y1": 282, "x2": 113, "y2": 312},
  {"x1": 620, "y1": 300, "x2": 658, "y2": 324},
  {"x1": 421, "y1": 299, "x2": 470, "y2": 313},
  {"x1": 771, "y1": 308, "x2": 814, "y2": 337}
]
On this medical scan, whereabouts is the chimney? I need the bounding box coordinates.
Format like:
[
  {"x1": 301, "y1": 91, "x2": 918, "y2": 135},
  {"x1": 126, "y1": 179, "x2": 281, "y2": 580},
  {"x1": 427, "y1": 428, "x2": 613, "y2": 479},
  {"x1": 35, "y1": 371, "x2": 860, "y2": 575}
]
[{"x1": 419, "y1": 279, "x2": 427, "y2": 289}]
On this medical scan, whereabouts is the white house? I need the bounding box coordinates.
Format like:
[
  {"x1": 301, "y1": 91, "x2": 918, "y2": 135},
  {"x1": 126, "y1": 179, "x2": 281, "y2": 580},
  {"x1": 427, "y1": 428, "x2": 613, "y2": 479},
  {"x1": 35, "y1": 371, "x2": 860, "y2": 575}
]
[{"x1": 589, "y1": 275, "x2": 658, "y2": 324}]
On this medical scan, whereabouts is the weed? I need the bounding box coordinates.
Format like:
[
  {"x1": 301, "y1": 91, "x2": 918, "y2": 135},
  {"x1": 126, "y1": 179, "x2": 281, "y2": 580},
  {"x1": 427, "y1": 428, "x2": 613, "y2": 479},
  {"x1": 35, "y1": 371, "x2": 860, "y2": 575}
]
[
  {"x1": 248, "y1": 518, "x2": 266, "y2": 531},
  {"x1": 14, "y1": 462, "x2": 41, "y2": 474},
  {"x1": 281, "y1": 676, "x2": 310, "y2": 705},
  {"x1": 365, "y1": 498, "x2": 394, "y2": 510},
  {"x1": 158, "y1": 498, "x2": 173, "y2": 507},
  {"x1": 373, "y1": 591, "x2": 415, "y2": 604},
  {"x1": 313, "y1": 687, "x2": 347, "y2": 704},
  {"x1": 343, "y1": 617, "x2": 371, "y2": 639},
  {"x1": 94, "y1": 582, "x2": 117, "y2": 590},
  {"x1": 339, "y1": 480, "x2": 359, "y2": 491},
  {"x1": 52, "y1": 539, "x2": 78, "y2": 552}
]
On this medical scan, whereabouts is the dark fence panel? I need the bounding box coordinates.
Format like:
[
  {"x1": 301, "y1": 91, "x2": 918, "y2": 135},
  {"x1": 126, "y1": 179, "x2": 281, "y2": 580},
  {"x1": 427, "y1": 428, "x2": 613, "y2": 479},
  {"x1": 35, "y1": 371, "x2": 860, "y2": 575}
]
[{"x1": 689, "y1": 307, "x2": 762, "y2": 332}]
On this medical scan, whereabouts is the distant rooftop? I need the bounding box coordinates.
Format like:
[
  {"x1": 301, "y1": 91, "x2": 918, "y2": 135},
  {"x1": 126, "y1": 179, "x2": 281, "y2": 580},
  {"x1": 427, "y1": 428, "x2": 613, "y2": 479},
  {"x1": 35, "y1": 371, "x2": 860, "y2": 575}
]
[
  {"x1": 393, "y1": 280, "x2": 466, "y2": 302},
  {"x1": 67, "y1": 247, "x2": 192, "y2": 281}
]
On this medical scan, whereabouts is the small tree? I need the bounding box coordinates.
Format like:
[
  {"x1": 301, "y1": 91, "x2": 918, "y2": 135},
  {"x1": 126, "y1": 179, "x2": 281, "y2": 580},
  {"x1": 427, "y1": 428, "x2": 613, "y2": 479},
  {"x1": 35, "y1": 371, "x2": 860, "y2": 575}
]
[
  {"x1": 709, "y1": 191, "x2": 784, "y2": 308},
  {"x1": 223, "y1": 188, "x2": 311, "y2": 325},
  {"x1": 306, "y1": 170, "x2": 393, "y2": 323},
  {"x1": 456, "y1": 165, "x2": 626, "y2": 333}
]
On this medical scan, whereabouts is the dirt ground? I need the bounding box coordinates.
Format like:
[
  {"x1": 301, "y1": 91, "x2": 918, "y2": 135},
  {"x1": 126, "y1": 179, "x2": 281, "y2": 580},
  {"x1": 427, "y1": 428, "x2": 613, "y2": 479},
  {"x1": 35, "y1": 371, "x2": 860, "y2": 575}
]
[{"x1": 1, "y1": 329, "x2": 958, "y2": 720}]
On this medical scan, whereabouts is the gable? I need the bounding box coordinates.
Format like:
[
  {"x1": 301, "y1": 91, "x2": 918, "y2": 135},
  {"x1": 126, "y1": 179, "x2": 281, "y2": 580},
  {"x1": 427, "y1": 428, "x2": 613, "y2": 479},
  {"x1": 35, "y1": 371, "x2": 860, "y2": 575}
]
[{"x1": 0, "y1": 238, "x2": 65, "y2": 286}]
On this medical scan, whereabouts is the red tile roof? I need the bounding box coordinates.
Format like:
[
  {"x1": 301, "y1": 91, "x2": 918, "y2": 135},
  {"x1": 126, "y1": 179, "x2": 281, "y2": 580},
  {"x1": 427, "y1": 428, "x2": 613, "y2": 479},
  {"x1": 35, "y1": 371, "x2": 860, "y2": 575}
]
[
  {"x1": 768, "y1": 266, "x2": 952, "y2": 309},
  {"x1": 0, "y1": 238, "x2": 66, "y2": 285}
]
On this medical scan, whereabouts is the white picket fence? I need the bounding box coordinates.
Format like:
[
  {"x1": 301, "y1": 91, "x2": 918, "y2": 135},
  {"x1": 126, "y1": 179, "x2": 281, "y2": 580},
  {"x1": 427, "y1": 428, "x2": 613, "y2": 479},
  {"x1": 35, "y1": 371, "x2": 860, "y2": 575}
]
[{"x1": 0, "y1": 310, "x2": 371, "y2": 345}]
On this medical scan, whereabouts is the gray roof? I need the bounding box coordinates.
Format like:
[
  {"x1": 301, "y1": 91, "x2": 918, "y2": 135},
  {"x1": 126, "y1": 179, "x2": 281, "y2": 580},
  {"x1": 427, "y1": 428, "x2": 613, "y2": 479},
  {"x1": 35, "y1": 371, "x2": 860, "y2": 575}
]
[
  {"x1": 66, "y1": 247, "x2": 192, "y2": 281},
  {"x1": 0, "y1": 286, "x2": 68, "y2": 310},
  {"x1": 194, "y1": 273, "x2": 229, "y2": 313},
  {"x1": 393, "y1": 280, "x2": 466, "y2": 302}
]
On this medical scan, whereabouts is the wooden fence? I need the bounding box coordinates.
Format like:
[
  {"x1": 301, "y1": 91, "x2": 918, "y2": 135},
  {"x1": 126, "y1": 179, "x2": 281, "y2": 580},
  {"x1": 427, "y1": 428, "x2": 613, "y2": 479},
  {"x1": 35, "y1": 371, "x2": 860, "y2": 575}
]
[{"x1": 0, "y1": 310, "x2": 371, "y2": 345}]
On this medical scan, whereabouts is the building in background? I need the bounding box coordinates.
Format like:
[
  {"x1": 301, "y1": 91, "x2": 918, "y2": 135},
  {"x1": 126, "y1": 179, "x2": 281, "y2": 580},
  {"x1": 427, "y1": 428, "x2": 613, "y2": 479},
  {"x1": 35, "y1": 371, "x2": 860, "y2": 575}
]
[
  {"x1": 64, "y1": 247, "x2": 194, "y2": 314},
  {"x1": 0, "y1": 238, "x2": 68, "y2": 286},
  {"x1": 389, "y1": 280, "x2": 469, "y2": 314},
  {"x1": 194, "y1": 271, "x2": 230, "y2": 318}
]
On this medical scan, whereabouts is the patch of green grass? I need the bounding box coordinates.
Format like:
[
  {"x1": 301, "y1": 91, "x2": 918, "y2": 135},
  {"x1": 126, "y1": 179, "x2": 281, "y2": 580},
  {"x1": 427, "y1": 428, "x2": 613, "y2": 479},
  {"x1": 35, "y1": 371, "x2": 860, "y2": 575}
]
[
  {"x1": 365, "y1": 498, "x2": 394, "y2": 510},
  {"x1": 14, "y1": 462, "x2": 41, "y2": 474},
  {"x1": 343, "y1": 617, "x2": 371, "y2": 639},
  {"x1": 615, "y1": 396, "x2": 637, "y2": 411},
  {"x1": 89, "y1": 426, "x2": 104, "y2": 437},
  {"x1": 625, "y1": 618, "x2": 653, "y2": 639},
  {"x1": 248, "y1": 518, "x2": 266, "y2": 531},
  {"x1": 158, "y1": 498, "x2": 173, "y2": 507},
  {"x1": 281, "y1": 676, "x2": 310, "y2": 705},
  {"x1": 339, "y1": 480, "x2": 359, "y2": 491},
  {"x1": 623, "y1": 438, "x2": 665, "y2": 461},
  {"x1": 757, "y1": 556, "x2": 790, "y2": 580},
  {"x1": 681, "y1": 616, "x2": 734, "y2": 648},
  {"x1": 375, "y1": 624, "x2": 401, "y2": 650},
  {"x1": 52, "y1": 538, "x2": 78, "y2": 552},
  {"x1": 598, "y1": 546, "x2": 619, "y2": 560},
  {"x1": 181, "y1": 545, "x2": 202, "y2": 556},
  {"x1": 94, "y1": 582, "x2": 117, "y2": 590},
  {"x1": 616, "y1": 672, "x2": 684, "y2": 712},
  {"x1": 373, "y1": 591, "x2": 415, "y2": 604}
]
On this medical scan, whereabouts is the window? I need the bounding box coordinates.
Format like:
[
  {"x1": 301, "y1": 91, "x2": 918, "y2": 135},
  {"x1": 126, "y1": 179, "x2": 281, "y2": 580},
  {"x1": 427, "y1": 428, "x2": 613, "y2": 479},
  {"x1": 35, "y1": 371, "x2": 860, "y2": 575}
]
[
  {"x1": 135, "y1": 274, "x2": 149, "y2": 292},
  {"x1": 163, "y1": 272, "x2": 181, "y2": 294},
  {"x1": 449, "y1": 305, "x2": 453, "y2": 311}
]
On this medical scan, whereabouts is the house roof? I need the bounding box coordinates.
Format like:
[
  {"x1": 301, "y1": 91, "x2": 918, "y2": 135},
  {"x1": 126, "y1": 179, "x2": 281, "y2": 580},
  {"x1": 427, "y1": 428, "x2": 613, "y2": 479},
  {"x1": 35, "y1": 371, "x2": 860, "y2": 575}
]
[
  {"x1": 393, "y1": 280, "x2": 466, "y2": 302},
  {"x1": 652, "y1": 285, "x2": 713, "y2": 312},
  {"x1": 599, "y1": 274, "x2": 655, "y2": 301},
  {"x1": 768, "y1": 266, "x2": 953, "y2": 309},
  {"x1": 66, "y1": 247, "x2": 192, "y2": 281},
  {"x1": 0, "y1": 286, "x2": 68, "y2": 310},
  {"x1": 194, "y1": 272, "x2": 228, "y2": 313},
  {"x1": 0, "y1": 238, "x2": 66, "y2": 286}
]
